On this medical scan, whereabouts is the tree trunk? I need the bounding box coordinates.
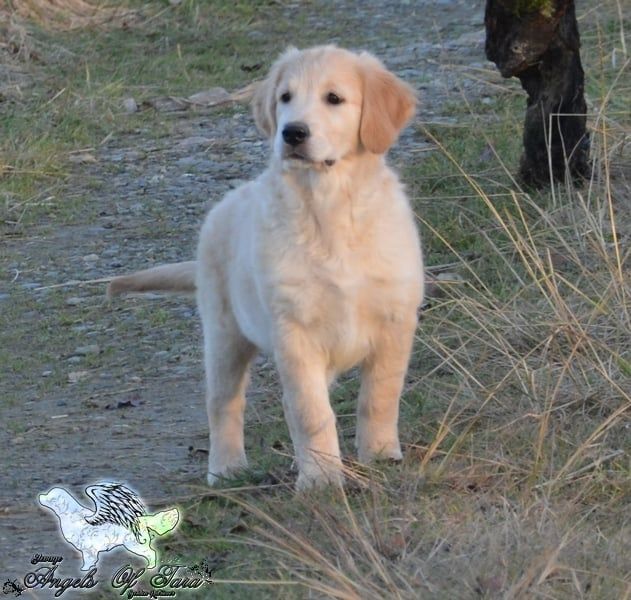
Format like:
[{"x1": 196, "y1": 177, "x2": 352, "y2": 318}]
[{"x1": 485, "y1": 0, "x2": 590, "y2": 187}]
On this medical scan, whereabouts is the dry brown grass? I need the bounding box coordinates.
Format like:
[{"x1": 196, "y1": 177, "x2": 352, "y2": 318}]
[{"x1": 3, "y1": 0, "x2": 135, "y2": 30}]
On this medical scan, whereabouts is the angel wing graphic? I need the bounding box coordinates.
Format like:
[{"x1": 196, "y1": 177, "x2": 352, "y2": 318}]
[{"x1": 84, "y1": 483, "x2": 147, "y2": 542}]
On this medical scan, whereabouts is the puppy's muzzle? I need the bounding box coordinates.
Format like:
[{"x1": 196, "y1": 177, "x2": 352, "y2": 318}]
[{"x1": 282, "y1": 122, "x2": 310, "y2": 147}]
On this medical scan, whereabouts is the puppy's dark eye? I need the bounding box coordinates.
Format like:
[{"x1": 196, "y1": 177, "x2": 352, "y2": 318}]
[
  {"x1": 326, "y1": 92, "x2": 344, "y2": 105},
  {"x1": 280, "y1": 92, "x2": 291, "y2": 103}
]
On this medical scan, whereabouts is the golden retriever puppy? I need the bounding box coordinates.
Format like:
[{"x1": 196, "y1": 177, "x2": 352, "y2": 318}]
[{"x1": 108, "y1": 45, "x2": 423, "y2": 490}]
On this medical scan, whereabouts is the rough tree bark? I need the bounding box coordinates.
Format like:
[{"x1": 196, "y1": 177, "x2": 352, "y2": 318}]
[{"x1": 485, "y1": 0, "x2": 590, "y2": 187}]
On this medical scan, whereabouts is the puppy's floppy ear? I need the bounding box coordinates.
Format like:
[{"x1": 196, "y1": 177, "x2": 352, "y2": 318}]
[
  {"x1": 359, "y1": 52, "x2": 417, "y2": 154},
  {"x1": 252, "y1": 46, "x2": 300, "y2": 139}
]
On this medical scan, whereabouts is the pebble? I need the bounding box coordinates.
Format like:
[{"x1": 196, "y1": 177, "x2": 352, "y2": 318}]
[
  {"x1": 124, "y1": 150, "x2": 145, "y2": 162},
  {"x1": 68, "y1": 370, "x2": 89, "y2": 383},
  {"x1": 123, "y1": 97, "x2": 138, "y2": 113},
  {"x1": 66, "y1": 297, "x2": 87, "y2": 306},
  {"x1": 176, "y1": 156, "x2": 199, "y2": 168},
  {"x1": 74, "y1": 344, "x2": 101, "y2": 356},
  {"x1": 102, "y1": 245, "x2": 120, "y2": 257},
  {"x1": 82, "y1": 254, "x2": 99, "y2": 263},
  {"x1": 177, "y1": 136, "x2": 213, "y2": 150}
]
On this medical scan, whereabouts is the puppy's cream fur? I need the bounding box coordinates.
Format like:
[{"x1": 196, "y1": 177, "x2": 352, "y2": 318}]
[{"x1": 108, "y1": 46, "x2": 423, "y2": 490}]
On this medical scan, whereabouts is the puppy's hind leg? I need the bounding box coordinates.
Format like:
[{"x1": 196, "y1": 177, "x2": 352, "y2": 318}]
[{"x1": 198, "y1": 282, "x2": 255, "y2": 486}]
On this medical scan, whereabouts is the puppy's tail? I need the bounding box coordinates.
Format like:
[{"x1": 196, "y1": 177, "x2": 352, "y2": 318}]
[{"x1": 107, "y1": 261, "x2": 197, "y2": 298}]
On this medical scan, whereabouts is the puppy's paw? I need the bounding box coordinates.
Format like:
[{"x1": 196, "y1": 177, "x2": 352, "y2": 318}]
[
  {"x1": 357, "y1": 439, "x2": 402, "y2": 464},
  {"x1": 207, "y1": 456, "x2": 248, "y2": 487},
  {"x1": 295, "y1": 462, "x2": 344, "y2": 492}
]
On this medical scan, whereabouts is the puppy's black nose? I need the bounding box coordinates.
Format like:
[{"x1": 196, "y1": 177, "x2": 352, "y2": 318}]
[{"x1": 282, "y1": 122, "x2": 310, "y2": 146}]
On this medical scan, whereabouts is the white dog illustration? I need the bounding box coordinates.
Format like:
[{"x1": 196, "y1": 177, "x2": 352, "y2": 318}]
[{"x1": 39, "y1": 483, "x2": 179, "y2": 570}]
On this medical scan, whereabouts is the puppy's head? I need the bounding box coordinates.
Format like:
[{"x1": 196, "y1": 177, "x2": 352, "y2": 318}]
[{"x1": 252, "y1": 46, "x2": 416, "y2": 168}]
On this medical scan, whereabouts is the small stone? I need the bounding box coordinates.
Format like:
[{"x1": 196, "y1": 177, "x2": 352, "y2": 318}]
[
  {"x1": 82, "y1": 254, "x2": 99, "y2": 263},
  {"x1": 68, "y1": 370, "x2": 89, "y2": 383},
  {"x1": 41, "y1": 370, "x2": 53, "y2": 377},
  {"x1": 66, "y1": 297, "x2": 86, "y2": 306},
  {"x1": 175, "y1": 156, "x2": 198, "y2": 168},
  {"x1": 74, "y1": 344, "x2": 100, "y2": 356},
  {"x1": 67, "y1": 356, "x2": 82, "y2": 364},
  {"x1": 123, "y1": 97, "x2": 138, "y2": 113},
  {"x1": 177, "y1": 136, "x2": 213, "y2": 149}
]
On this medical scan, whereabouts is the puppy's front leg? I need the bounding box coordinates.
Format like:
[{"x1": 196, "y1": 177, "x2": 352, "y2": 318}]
[
  {"x1": 275, "y1": 328, "x2": 343, "y2": 490},
  {"x1": 204, "y1": 336, "x2": 254, "y2": 485},
  {"x1": 201, "y1": 318, "x2": 255, "y2": 486},
  {"x1": 356, "y1": 315, "x2": 417, "y2": 462}
]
